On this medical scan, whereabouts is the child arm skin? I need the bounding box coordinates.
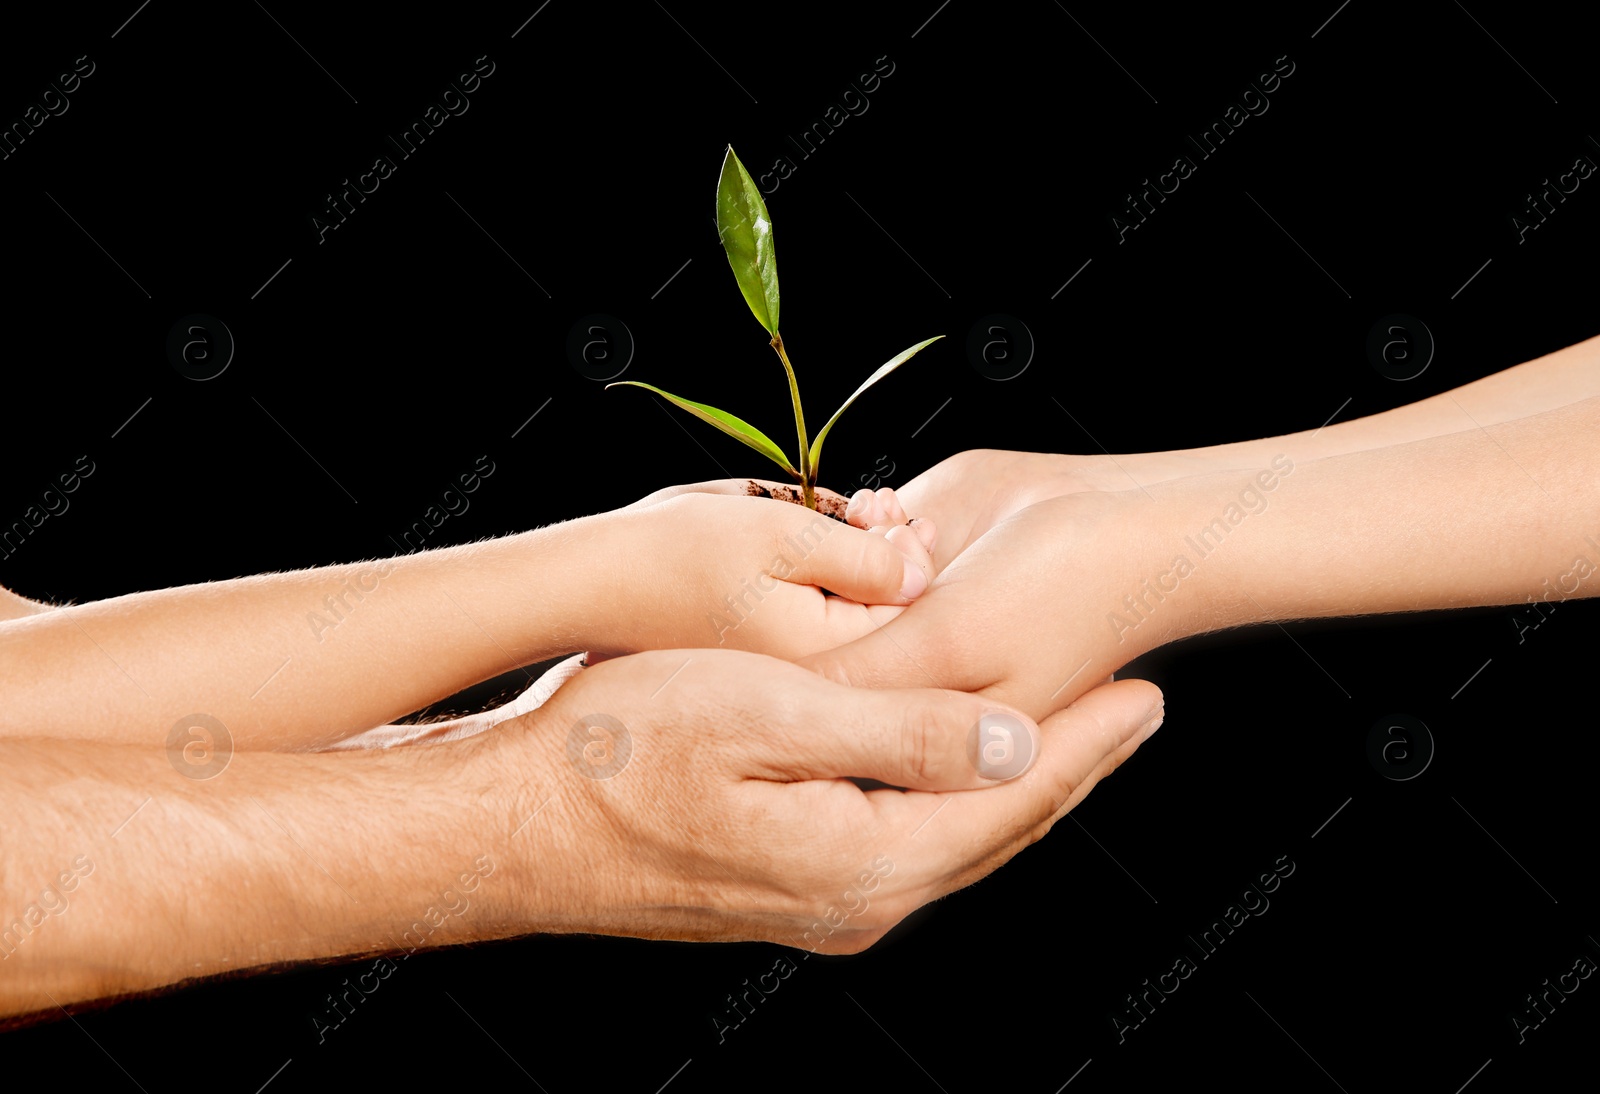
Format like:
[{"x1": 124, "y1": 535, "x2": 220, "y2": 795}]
[
  {"x1": 0, "y1": 489, "x2": 934, "y2": 751},
  {"x1": 808, "y1": 394, "x2": 1600, "y2": 722},
  {"x1": 884, "y1": 333, "x2": 1600, "y2": 569}
]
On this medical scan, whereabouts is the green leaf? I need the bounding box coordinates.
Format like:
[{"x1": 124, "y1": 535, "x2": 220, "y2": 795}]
[
  {"x1": 809, "y1": 336, "x2": 944, "y2": 474},
  {"x1": 716, "y1": 146, "x2": 780, "y2": 335},
  {"x1": 607, "y1": 381, "x2": 798, "y2": 477}
]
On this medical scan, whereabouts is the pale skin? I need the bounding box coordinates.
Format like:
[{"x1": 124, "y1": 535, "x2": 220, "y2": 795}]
[
  {"x1": 0, "y1": 488, "x2": 941, "y2": 750},
  {"x1": 869, "y1": 330, "x2": 1600, "y2": 572},
  {"x1": 7, "y1": 333, "x2": 1594, "y2": 1022},
  {"x1": 0, "y1": 480, "x2": 1160, "y2": 1022},
  {"x1": 0, "y1": 654, "x2": 1161, "y2": 1021},
  {"x1": 811, "y1": 335, "x2": 1600, "y2": 735}
]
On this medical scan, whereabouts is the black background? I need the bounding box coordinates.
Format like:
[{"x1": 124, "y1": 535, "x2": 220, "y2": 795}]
[{"x1": 3, "y1": 2, "x2": 1596, "y2": 1091}]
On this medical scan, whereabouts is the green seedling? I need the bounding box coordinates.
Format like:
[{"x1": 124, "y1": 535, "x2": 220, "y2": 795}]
[{"x1": 608, "y1": 145, "x2": 942, "y2": 511}]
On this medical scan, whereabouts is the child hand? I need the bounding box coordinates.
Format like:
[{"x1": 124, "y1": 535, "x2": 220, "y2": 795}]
[{"x1": 580, "y1": 481, "x2": 938, "y2": 662}]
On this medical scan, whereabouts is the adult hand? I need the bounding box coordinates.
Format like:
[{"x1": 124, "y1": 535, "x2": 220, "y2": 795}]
[
  {"x1": 0, "y1": 645, "x2": 1161, "y2": 1018},
  {"x1": 488, "y1": 647, "x2": 1163, "y2": 952}
]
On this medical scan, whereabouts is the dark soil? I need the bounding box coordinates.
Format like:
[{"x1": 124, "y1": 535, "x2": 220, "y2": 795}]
[{"x1": 742, "y1": 480, "x2": 850, "y2": 523}]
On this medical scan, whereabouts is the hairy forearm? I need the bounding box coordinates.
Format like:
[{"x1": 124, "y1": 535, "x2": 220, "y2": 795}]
[
  {"x1": 1140, "y1": 396, "x2": 1600, "y2": 637},
  {"x1": 1119, "y1": 333, "x2": 1600, "y2": 483},
  {"x1": 0, "y1": 517, "x2": 614, "y2": 749},
  {"x1": 0, "y1": 733, "x2": 534, "y2": 1020}
]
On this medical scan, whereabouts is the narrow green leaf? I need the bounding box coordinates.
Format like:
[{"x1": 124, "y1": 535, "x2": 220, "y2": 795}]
[
  {"x1": 607, "y1": 381, "x2": 797, "y2": 477},
  {"x1": 715, "y1": 146, "x2": 780, "y2": 335},
  {"x1": 809, "y1": 336, "x2": 944, "y2": 474}
]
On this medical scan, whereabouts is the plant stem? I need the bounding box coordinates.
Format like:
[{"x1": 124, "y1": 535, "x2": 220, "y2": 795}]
[{"x1": 770, "y1": 331, "x2": 815, "y2": 510}]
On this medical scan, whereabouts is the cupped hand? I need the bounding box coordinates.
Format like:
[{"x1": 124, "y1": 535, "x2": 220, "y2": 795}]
[
  {"x1": 584, "y1": 480, "x2": 936, "y2": 662},
  {"x1": 479, "y1": 647, "x2": 1163, "y2": 952},
  {"x1": 809, "y1": 490, "x2": 1173, "y2": 722}
]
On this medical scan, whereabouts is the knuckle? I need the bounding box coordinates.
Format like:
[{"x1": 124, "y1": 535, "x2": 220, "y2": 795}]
[
  {"x1": 806, "y1": 653, "x2": 855, "y2": 690},
  {"x1": 853, "y1": 536, "x2": 902, "y2": 593},
  {"x1": 900, "y1": 707, "x2": 948, "y2": 786}
]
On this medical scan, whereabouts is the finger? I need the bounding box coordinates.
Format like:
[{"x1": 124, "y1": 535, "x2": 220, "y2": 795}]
[
  {"x1": 623, "y1": 478, "x2": 749, "y2": 509},
  {"x1": 801, "y1": 616, "x2": 957, "y2": 693},
  {"x1": 884, "y1": 523, "x2": 936, "y2": 589},
  {"x1": 800, "y1": 581, "x2": 986, "y2": 694},
  {"x1": 627, "y1": 478, "x2": 851, "y2": 516},
  {"x1": 848, "y1": 488, "x2": 883, "y2": 529},
  {"x1": 912, "y1": 679, "x2": 1163, "y2": 878},
  {"x1": 748, "y1": 680, "x2": 1043, "y2": 790},
  {"x1": 782, "y1": 519, "x2": 928, "y2": 604},
  {"x1": 946, "y1": 684, "x2": 1162, "y2": 894},
  {"x1": 1033, "y1": 677, "x2": 1162, "y2": 808},
  {"x1": 875, "y1": 487, "x2": 908, "y2": 526},
  {"x1": 908, "y1": 516, "x2": 937, "y2": 554},
  {"x1": 1029, "y1": 688, "x2": 1161, "y2": 833}
]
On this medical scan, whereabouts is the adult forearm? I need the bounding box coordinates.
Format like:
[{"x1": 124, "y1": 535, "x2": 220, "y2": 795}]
[{"x1": 0, "y1": 733, "x2": 529, "y2": 1020}]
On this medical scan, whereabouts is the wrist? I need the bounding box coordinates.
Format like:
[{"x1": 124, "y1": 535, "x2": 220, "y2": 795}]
[
  {"x1": 1121, "y1": 456, "x2": 1300, "y2": 643},
  {"x1": 484, "y1": 514, "x2": 617, "y2": 660},
  {"x1": 549, "y1": 504, "x2": 661, "y2": 656},
  {"x1": 454, "y1": 709, "x2": 601, "y2": 939}
]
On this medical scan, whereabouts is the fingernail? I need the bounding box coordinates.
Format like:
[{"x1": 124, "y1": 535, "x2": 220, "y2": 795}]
[
  {"x1": 972, "y1": 711, "x2": 1039, "y2": 780},
  {"x1": 899, "y1": 558, "x2": 928, "y2": 600},
  {"x1": 1137, "y1": 706, "x2": 1165, "y2": 742},
  {"x1": 848, "y1": 489, "x2": 875, "y2": 525}
]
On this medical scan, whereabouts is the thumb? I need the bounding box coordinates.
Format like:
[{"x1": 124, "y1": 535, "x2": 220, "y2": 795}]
[
  {"x1": 1032, "y1": 677, "x2": 1164, "y2": 826},
  {"x1": 906, "y1": 677, "x2": 1165, "y2": 901},
  {"x1": 781, "y1": 518, "x2": 929, "y2": 605},
  {"x1": 799, "y1": 614, "x2": 946, "y2": 692}
]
